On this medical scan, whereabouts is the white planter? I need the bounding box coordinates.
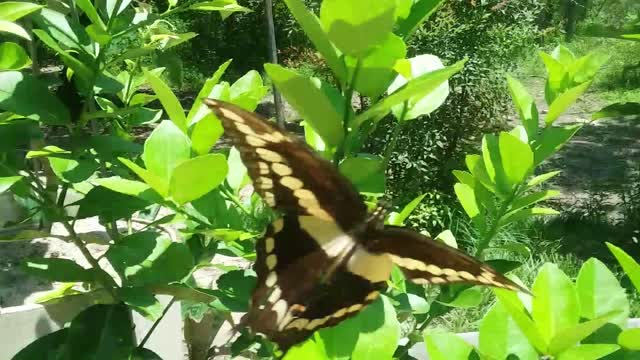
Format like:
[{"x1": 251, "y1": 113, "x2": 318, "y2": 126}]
[
  {"x1": 0, "y1": 193, "x2": 23, "y2": 228},
  {"x1": 0, "y1": 295, "x2": 183, "y2": 359}
]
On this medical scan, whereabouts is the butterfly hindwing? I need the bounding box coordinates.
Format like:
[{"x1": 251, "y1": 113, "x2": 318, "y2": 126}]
[
  {"x1": 203, "y1": 99, "x2": 367, "y2": 230},
  {"x1": 249, "y1": 215, "x2": 384, "y2": 352},
  {"x1": 368, "y1": 226, "x2": 526, "y2": 292}
]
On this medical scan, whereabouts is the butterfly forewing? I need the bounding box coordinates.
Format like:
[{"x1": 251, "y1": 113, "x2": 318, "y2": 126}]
[
  {"x1": 203, "y1": 99, "x2": 367, "y2": 230},
  {"x1": 250, "y1": 215, "x2": 384, "y2": 352},
  {"x1": 369, "y1": 226, "x2": 527, "y2": 292}
]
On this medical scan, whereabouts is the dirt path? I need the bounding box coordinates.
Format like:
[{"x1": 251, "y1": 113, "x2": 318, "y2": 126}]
[{"x1": 521, "y1": 78, "x2": 640, "y2": 219}]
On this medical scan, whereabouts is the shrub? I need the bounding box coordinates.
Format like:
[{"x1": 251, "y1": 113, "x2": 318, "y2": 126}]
[{"x1": 368, "y1": 0, "x2": 544, "y2": 233}]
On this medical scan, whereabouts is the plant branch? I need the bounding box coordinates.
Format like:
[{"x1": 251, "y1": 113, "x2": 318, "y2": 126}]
[
  {"x1": 334, "y1": 58, "x2": 362, "y2": 164},
  {"x1": 382, "y1": 102, "x2": 409, "y2": 167},
  {"x1": 138, "y1": 297, "x2": 177, "y2": 348},
  {"x1": 220, "y1": 187, "x2": 252, "y2": 217},
  {"x1": 60, "y1": 218, "x2": 119, "y2": 298},
  {"x1": 474, "y1": 185, "x2": 521, "y2": 258}
]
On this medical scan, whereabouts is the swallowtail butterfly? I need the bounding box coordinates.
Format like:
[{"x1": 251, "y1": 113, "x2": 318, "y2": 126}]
[{"x1": 204, "y1": 99, "x2": 526, "y2": 352}]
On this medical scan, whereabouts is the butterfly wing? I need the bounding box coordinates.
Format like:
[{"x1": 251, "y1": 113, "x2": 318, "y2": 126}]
[
  {"x1": 368, "y1": 226, "x2": 527, "y2": 292},
  {"x1": 248, "y1": 215, "x2": 384, "y2": 352},
  {"x1": 204, "y1": 99, "x2": 367, "y2": 230}
]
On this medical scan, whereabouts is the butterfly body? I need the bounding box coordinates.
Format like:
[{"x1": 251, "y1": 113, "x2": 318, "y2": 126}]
[{"x1": 204, "y1": 99, "x2": 526, "y2": 352}]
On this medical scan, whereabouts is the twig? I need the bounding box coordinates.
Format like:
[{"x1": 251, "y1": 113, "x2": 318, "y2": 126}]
[{"x1": 138, "y1": 297, "x2": 177, "y2": 348}]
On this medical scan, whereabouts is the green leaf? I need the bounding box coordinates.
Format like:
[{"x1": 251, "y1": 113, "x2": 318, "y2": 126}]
[
  {"x1": 226, "y1": 147, "x2": 247, "y2": 191},
  {"x1": 424, "y1": 331, "x2": 474, "y2": 360},
  {"x1": 556, "y1": 344, "x2": 620, "y2": 360},
  {"x1": 540, "y1": 51, "x2": 568, "y2": 105},
  {"x1": 395, "y1": 0, "x2": 444, "y2": 39},
  {"x1": 435, "y1": 230, "x2": 457, "y2": 248},
  {"x1": 188, "y1": 0, "x2": 251, "y2": 14},
  {"x1": 284, "y1": 340, "x2": 327, "y2": 360},
  {"x1": 143, "y1": 120, "x2": 191, "y2": 183},
  {"x1": 130, "y1": 348, "x2": 163, "y2": 360},
  {"x1": 91, "y1": 177, "x2": 160, "y2": 203},
  {"x1": 32, "y1": 29, "x2": 94, "y2": 91},
  {"x1": 499, "y1": 207, "x2": 559, "y2": 226},
  {"x1": 339, "y1": 154, "x2": 385, "y2": 193},
  {"x1": 389, "y1": 54, "x2": 450, "y2": 121},
  {"x1": 106, "y1": 232, "x2": 194, "y2": 286},
  {"x1": 119, "y1": 158, "x2": 169, "y2": 197},
  {"x1": 607, "y1": 242, "x2": 640, "y2": 292},
  {"x1": 548, "y1": 312, "x2": 621, "y2": 355},
  {"x1": 527, "y1": 171, "x2": 561, "y2": 187},
  {"x1": 0, "y1": 42, "x2": 30, "y2": 70},
  {"x1": 75, "y1": 186, "x2": 151, "y2": 221},
  {"x1": 619, "y1": 328, "x2": 640, "y2": 350},
  {"x1": 186, "y1": 59, "x2": 231, "y2": 125},
  {"x1": 593, "y1": 102, "x2": 640, "y2": 120},
  {"x1": 545, "y1": 82, "x2": 591, "y2": 125},
  {"x1": 190, "y1": 115, "x2": 224, "y2": 155},
  {"x1": 388, "y1": 193, "x2": 427, "y2": 226},
  {"x1": 0, "y1": 20, "x2": 30, "y2": 40},
  {"x1": 49, "y1": 157, "x2": 99, "y2": 183},
  {"x1": 576, "y1": 258, "x2": 629, "y2": 327},
  {"x1": 552, "y1": 45, "x2": 576, "y2": 65},
  {"x1": 0, "y1": 71, "x2": 70, "y2": 124},
  {"x1": 22, "y1": 258, "x2": 95, "y2": 282},
  {"x1": 229, "y1": 70, "x2": 268, "y2": 111},
  {"x1": 170, "y1": 153, "x2": 228, "y2": 204},
  {"x1": 283, "y1": 0, "x2": 346, "y2": 81},
  {"x1": 482, "y1": 134, "x2": 510, "y2": 195},
  {"x1": 0, "y1": 2, "x2": 44, "y2": 21},
  {"x1": 479, "y1": 302, "x2": 538, "y2": 360},
  {"x1": 466, "y1": 154, "x2": 496, "y2": 194},
  {"x1": 439, "y1": 287, "x2": 482, "y2": 308},
  {"x1": 12, "y1": 329, "x2": 68, "y2": 360},
  {"x1": 455, "y1": 183, "x2": 479, "y2": 219},
  {"x1": 394, "y1": 0, "x2": 412, "y2": 20},
  {"x1": 119, "y1": 287, "x2": 163, "y2": 321},
  {"x1": 0, "y1": 230, "x2": 52, "y2": 243},
  {"x1": 534, "y1": 124, "x2": 582, "y2": 165},
  {"x1": 510, "y1": 190, "x2": 560, "y2": 214},
  {"x1": 494, "y1": 288, "x2": 547, "y2": 352},
  {"x1": 86, "y1": 24, "x2": 110, "y2": 45},
  {"x1": 507, "y1": 75, "x2": 538, "y2": 140},
  {"x1": 104, "y1": 0, "x2": 131, "y2": 19},
  {"x1": 145, "y1": 71, "x2": 187, "y2": 132},
  {"x1": 499, "y1": 132, "x2": 533, "y2": 186},
  {"x1": 0, "y1": 176, "x2": 22, "y2": 193},
  {"x1": 320, "y1": 0, "x2": 396, "y2": 56},
  {"x1": 568, "y1": 52, "x2": 609, "y2": 84},
  {"x1": 265, "y1": 64, "x2": 344, "y2": 147},
  {"x1": 63, "y1": 304, "x2": 135, "y2": 359},
  {"x1": 347, "y1": 296, "x2": 400, "y2": 360},
  {"x1": 26, "y1": 145, "x2": 70, "y2": 157},
  {"x1": 211, "y1": 269, "x2": 256, "y2": 312},
  {"x1": 74, "y1": 0, "x2": 106, "y2": 29},
  {"x1": 355, "y1": 59, "x2": 466, "y2": 126},
  {"x1": 33, "y1": 8, "x2": 92, "y2": 53},
  {"x1": 532, "y1": 263, "x2": 579, "y2": 347},
  {"x1": 348, "y1": 34, "x2": 406, "y2": 98}
]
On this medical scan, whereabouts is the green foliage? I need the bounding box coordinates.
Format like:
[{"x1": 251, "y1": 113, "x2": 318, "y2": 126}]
[
  {"x1": 428, "y1": 259, "x2": 636, "y2": 359},
  {"x1": 450, "y1": 46, "x2": 605, "y2": 260}
]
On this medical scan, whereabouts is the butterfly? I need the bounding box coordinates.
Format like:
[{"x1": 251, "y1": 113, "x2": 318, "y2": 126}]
[{"x1": 204, "y1": 99, "x2": 526, "y2": 353}]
